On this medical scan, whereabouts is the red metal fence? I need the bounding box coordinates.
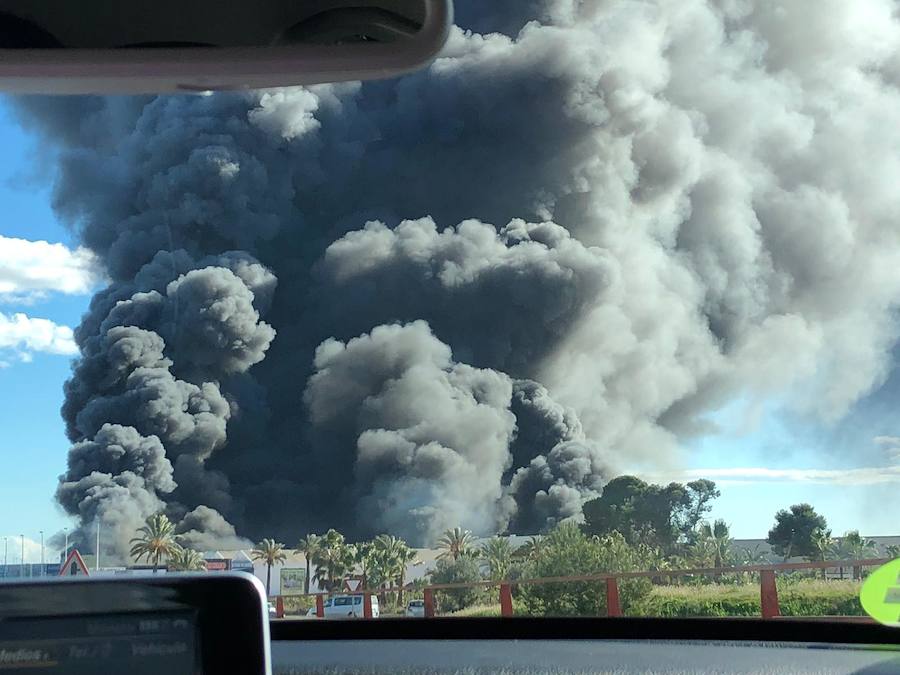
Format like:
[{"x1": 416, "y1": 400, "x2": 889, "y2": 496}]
[{"x1": 420, "y1": 558, "x2": 889, "y2": 619}]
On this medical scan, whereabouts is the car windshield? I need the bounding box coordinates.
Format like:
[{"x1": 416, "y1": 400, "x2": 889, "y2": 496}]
[{"x1": 1, "y1": 0, "x2": 899, "y2": 623}]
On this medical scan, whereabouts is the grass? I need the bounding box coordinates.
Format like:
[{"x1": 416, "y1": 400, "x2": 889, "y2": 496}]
[
  {"x1": 632, "y1": 579, "x2": 864, "y2": 618},
  {"x1": 447, "y1": 603, "x2": 503, "y2": 617}
]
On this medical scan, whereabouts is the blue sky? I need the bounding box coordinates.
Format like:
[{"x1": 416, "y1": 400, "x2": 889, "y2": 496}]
[{"x1": 0, "y1": 98, "x2": 898, "y2": 562}]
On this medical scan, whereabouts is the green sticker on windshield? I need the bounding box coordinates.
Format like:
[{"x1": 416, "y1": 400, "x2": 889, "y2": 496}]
[{"x1": 860, "y1": 558, "x2": 900, "y2": 626}]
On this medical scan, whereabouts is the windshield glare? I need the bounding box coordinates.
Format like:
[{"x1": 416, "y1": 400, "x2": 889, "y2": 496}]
[{"x1": 1, "y1": 0, "x2": 899, "y2": 623}]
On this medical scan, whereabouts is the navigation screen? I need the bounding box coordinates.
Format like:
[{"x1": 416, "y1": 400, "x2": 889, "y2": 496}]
[{"x1": 0, "y1": 612, "x2": 199, "y2": 675}]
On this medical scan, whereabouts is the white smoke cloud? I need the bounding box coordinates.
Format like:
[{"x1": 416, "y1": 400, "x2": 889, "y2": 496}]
[{"x1": 0, "y1": 535, "x2": 62, "y2": 565}]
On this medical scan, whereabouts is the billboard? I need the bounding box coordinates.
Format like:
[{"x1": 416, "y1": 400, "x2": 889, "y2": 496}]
[
  {"x1": 204, "y1": 559, "x2": 230, "y2": 572},
  {"x1": 280, "y1": 568, "x2": 307, "y2": 595}
]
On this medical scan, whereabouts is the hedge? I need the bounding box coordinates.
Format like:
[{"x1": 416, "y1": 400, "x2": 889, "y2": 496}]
[{"x1": 446, "y1": 580, "x2": 864, "y2": 618}]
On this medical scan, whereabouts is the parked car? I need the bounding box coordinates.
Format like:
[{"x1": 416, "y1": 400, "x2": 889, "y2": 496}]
[
  {"x1": 405, "y1": 599, "x2": 425, "y2": 617},
  {"x1": 306, "y1": 595, "x2": 379, "y2": 618},
  {"x1": 268, "y1": 601, "x2": 278, "y2": 619}
]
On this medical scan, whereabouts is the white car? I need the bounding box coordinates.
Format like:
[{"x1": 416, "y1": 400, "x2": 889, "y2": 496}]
[
  {"x1": 307, "y1": 595, "x2": 379, "y2": 618},
  {"x1": 405, "y1": 599, "x2": 425, "y2": 617}
]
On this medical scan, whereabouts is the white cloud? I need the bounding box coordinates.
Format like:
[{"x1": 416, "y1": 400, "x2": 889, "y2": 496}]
[
  {"x1": 0, "y1": 311, "x2": 77, "y2": 359},
  {"x1": 648, "y1": 465, "x2": 900, "y2": 487},
  {"x1": 0, "y1": 235, "x2": 100, "y2": 303}
]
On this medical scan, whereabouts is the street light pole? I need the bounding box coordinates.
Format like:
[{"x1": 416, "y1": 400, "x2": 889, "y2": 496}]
[
  {"x1": 95, "y1": 522, "x2": 100, "y2": 571},
  {"x1": 20, "y1": 534, "x2": 25, "y2": 578},
  {"x1": 64, "y1": 528, "x2": 69, "y2": 561},
  {"x1": 40, "y1": 531, "x2": 44, "y2": 577},
  {"x1": 3, "y1": 537, "x2": 7, "y2": 578}
]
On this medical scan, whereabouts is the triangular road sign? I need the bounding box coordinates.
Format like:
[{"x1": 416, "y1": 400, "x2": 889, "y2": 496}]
[
  {"x1": 344, "y1": 578, "x2": 361, "y2": 592},
  {"x1": 59, "y1": 549, "x2": 90, "y2": 577}
]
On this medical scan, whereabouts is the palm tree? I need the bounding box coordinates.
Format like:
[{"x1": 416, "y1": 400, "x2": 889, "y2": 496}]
[
  {"x1": 480, "y1": 537, "x2": 513, "y2": 581},
  {"x1": 436, "y1": 527, "x2": 473, "y2": 561},
  {"x1": 808, "y1": 529, "x2": 835, "y2": 580},
  {"x1": 886, "y1": 544, "x2": 900, "y2": 560},
  {"x1": 294, "y1": 533, "x2": 320, "y2": 594},
  {"x1": 251, "y1": 539, "x2": 287, "y2": 596},
  {"x1": 372, "y1": 534, "x2": 417, "y2": 605},
  {"x1": 514, "y1": 536, "x2": 543, "y2": 560},
  {"x1": 129, "y1": 513, "x2": 179, "y2": 572},
  {"x1": 688, "y1": 534, "x2": 716, "y2": 568},
  {"x1": 739, "y1": 544, "x2": 769, "y2": 565},
  {"x1": 168, "y1": 546, "x2": 206, "y2": 571},
  {"x1": 312, "y1": 529, "x2": 356, "y2": 592},
  {"x1": 696, "y1": 519, "x2": 732, "y2": 569},
  {"x1": 396, "y1": 544, "x2": 417, "y2": 606},
  {"x1": 836, "y1": 531, "x2": 877, "y2": 580}
]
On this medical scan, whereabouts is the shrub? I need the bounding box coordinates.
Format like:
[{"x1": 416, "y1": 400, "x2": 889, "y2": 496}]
[
  {"x1": 517, "y1": 523, "x2": 654, "y2": 617},
  {"x1": 430, "y1": 556, "x2": 487, "y2": 613}
]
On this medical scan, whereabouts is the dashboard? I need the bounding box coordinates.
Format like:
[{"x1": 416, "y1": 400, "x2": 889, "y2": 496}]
[
  {"x1": 270, "y1": 618, "x2": 900, "y2": 675},
  {"x1": 272, "y1": 638, "x2": 900, "y2": 675}
]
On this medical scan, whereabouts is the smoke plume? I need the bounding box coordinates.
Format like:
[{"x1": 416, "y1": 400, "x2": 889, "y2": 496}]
[{"x1": 14, "y1": 0, "x2": 900, "y2": 554}]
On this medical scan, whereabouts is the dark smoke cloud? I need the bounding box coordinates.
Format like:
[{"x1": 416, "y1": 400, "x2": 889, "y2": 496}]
[
  {"x1": 316, "y1": 217, "x2": 612, "y2": 375},
  {"x1": 15, "y1": 0, "x2": 900, "y2": 554}
]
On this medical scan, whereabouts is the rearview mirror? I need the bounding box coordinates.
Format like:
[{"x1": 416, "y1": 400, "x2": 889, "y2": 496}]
[{"x1": 0, "y1": 0, "x2": 452, "y2": 94}]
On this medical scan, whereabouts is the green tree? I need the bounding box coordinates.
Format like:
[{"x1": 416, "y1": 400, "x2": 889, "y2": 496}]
[
  {"x1": 436, "y1": 527, "x2": 474, "y2": 561},
  {"x1": 808, "y1": 529, "x2": 835, "y2": 580},
  {"x1": 581, "y1": 476, "x2": 720, "y2": 554},
  {"x1": 835, "y1": 531, "x2": 877, "y2": 580},
  {"x1": 429, "y1": 556, "x2": 484, "y2": 613},
  {"x1": 312, "y1": 529, "x2": 356, "y2": 591},
  {"x1": 129, "y1": 513, "x2": 179, "y2": 573},
  {"x1": 886, "y1": 544, "x2": 900, "y2": 559},
  {"x1": 480, "y1": 537, "x2": 514, "y2": 581},
  {"x1": 294, "y1": 533, "x2": 320, "y2": 594},
  {"x1": 168, "y1": 546, "x2": 206, "y2": 572},
  {"x1": 251, "y1": 539, "x2": 287, "y2": 596},
  {"x1": 766, "y1": 504, "x2": 828, "y2": 560}
]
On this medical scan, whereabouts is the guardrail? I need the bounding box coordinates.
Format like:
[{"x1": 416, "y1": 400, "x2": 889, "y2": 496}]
[{"x1": 420, "y1": 558, "x2": 890, "y2": 619}]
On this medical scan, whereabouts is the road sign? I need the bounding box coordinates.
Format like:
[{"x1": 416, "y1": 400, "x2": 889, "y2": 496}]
[
  {"x1": 344, "y1": 575, "x2": 365, "y2": 592},
  {"x1": 59, "y1": 549, "x2": 90, "y2": 577}
]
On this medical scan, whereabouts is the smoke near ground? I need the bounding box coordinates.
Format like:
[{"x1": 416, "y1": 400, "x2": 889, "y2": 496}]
[{"x1": 14, "y1": 0, "x2": 900, "y2": 555}]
